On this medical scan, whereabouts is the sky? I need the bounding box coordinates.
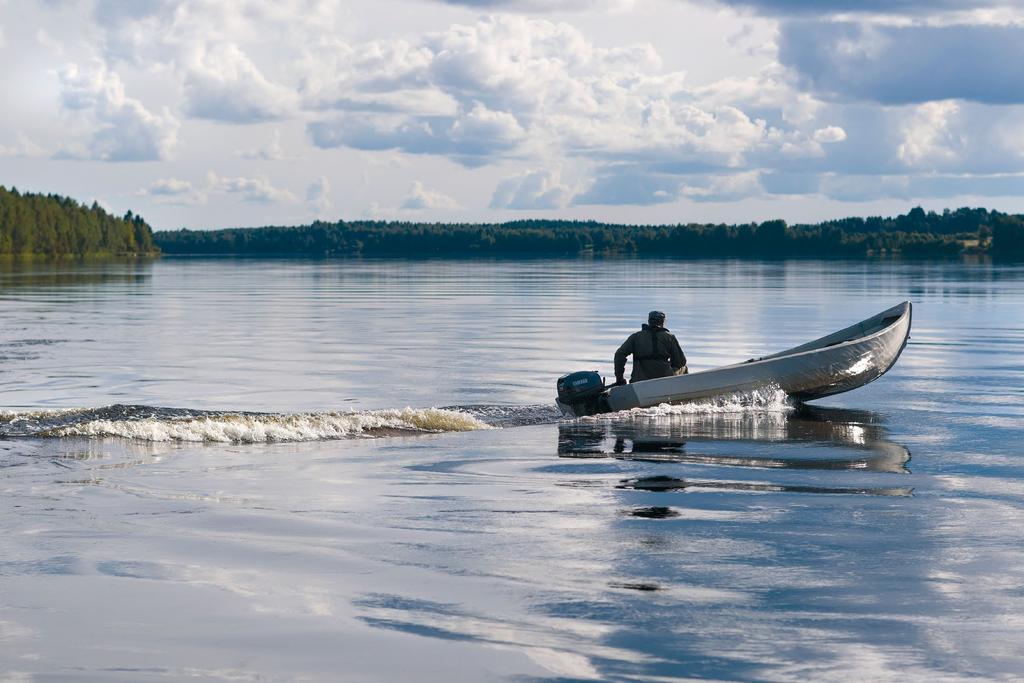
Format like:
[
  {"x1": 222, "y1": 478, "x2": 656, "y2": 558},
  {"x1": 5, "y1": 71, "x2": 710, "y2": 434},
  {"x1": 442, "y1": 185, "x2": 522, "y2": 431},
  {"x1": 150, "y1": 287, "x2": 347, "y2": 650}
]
[{"x1": 2, "y1": 0, "x2": 1024, "y2": 230}]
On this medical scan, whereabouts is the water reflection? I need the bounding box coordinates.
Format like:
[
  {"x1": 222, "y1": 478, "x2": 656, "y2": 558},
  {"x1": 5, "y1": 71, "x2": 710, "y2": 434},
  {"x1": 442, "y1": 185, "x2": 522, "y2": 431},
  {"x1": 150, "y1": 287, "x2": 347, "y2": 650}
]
[
  {"x1": 618, "y1": 474, "x2": 913, "y2": 497},
  {"x1": 0, "y1": 259, "x2": 154, "y2": 289},
  {"x1": 558, "y1": 405, "x2": 911, "y2": 474},
  {"x1": 627, "y1": 506, "x2": 681, "y2": 519},
  {"x1": 353, "y1": 592, "x2": 640, "y2": 679}
]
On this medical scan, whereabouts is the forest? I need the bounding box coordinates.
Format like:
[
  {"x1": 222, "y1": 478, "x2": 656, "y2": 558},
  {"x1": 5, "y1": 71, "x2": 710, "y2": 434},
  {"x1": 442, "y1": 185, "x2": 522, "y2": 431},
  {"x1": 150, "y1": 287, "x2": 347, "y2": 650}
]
[
  {"x1": 4, "y1": 185, "x2": 1024, "y2": 259},
  {"x1": 155, "y1": 206, "x2": 1024, "y2": 259},
  {"x1": 0, "y1": 186, "x2": 157, "y2": 257}
]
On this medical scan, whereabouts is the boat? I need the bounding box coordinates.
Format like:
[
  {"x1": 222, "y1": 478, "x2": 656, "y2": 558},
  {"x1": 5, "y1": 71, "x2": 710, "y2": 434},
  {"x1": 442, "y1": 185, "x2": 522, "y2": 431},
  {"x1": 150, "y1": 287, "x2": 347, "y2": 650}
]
[{"x1": 555, "y1": 301, "x2": 912, "y2": 417}]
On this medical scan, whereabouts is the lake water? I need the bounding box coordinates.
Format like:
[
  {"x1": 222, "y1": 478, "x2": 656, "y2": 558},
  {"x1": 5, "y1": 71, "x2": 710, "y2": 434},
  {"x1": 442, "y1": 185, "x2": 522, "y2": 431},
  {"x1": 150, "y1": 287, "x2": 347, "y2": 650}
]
[{"x1": 1, "y1": 258, "x2": 1022, "y2": 682}]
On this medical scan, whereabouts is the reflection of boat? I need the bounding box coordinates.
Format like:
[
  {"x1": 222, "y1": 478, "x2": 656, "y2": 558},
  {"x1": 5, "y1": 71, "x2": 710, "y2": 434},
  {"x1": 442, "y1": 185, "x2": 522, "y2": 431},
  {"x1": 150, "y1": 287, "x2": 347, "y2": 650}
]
[
  {"x1": 617, "y1": 475, "x2": 913, "y2": 497},
  {"x1": 556, "y1": 302, "x2": 912, "y2": 417},
  {"x1": 557, "y1": 406, "x2": 911, "y2": 474}
]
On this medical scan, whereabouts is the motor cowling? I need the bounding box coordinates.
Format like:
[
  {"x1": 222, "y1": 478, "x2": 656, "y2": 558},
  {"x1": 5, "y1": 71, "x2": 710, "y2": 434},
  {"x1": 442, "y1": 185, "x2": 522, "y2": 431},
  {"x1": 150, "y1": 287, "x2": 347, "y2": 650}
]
[{"x1": 556, "y1": 371, "x2": 609, "y2": 417}]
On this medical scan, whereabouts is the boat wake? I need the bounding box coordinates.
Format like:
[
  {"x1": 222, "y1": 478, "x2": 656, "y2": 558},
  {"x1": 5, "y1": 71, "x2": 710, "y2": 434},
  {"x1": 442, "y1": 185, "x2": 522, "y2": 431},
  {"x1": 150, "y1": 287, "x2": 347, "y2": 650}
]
[
  {"x1": 0, "y1": 404, "x2": 492, "y2": 443},
  {"x1": 0, "y1": 389, "x2": 792, "y2": 444}
]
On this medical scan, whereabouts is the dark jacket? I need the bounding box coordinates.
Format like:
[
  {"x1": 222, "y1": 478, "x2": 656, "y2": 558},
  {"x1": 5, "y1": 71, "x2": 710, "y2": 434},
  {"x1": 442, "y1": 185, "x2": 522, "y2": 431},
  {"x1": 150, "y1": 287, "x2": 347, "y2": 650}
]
[{"x1": 615, "y1": 324, "x2": 687, "y2": 383}]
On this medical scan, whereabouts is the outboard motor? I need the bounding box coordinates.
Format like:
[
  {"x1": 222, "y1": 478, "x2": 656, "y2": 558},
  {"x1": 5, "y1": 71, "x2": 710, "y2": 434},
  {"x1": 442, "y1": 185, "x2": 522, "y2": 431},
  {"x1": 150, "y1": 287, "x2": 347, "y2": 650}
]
[{"x1": 556, "y1": 370, "x2": 610, "y2": 417}]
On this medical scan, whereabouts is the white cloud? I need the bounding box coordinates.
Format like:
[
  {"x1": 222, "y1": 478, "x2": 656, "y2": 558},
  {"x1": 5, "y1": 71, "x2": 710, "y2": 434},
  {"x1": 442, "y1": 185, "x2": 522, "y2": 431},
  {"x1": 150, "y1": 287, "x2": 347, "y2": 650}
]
[
  {"x1": 146, "y1": 178, "x2": 192, "y2": 195},
  {"x1": 299, "y1": 38, "x2": 450, "y2": 115},
  {"x1": 206, "y1": 171, "x2": 297, "y2": 203},
  {"x1": 88, "y1": 1, "x2": 309, "y2": 123},
  {"x1": 417, "y1": 14, "x2": 678, "y2": 156},
  {"x1": 448, "y1": 103, "x2": 526, "y2": 153},
  {"x1": 490, "y1": 169, "x2": 574, "y2": 209},
  {"x1": 400, "y1": 181, "x2": 460, "y2": 210},
  {"x1": 0, "y1": 133, "x2": 46, "y2": 158},
  {"x1": 424, "y1": 15, "x2": 659, "y2": 117},
  {"x1": 35, "y1": 28, "x2": 63, "y2": 55},
  {"x1": 692, "y1": 71, "x2": 825, "y2": 128},
  {"x1": 308, "y1": 101, "x2": 525, "y2": 166},
  {"x1": 302, "y1": 15, "x2": 822, "y2": 176},
  {"x1": 306, "y1": 176, "x2": 332, "y2": 216},
  {"x1": 182, "y1": 42, "x2": 296, "y2": 123},
  {"x1": 55, "y1": 61, "x2": 179, "y2": 161},
  {"x1": 94, "y1": 0, "x2": 347, "y2": 65},
  {"x1": 681, "y1": 171, "x2": 764, "y2": 202},
  {"x1": 813, "y1": 126, "x2": 847, "y2": 144},
  {"x1": 763, "y1": 99, "x2": 1024, "y2": 181},
  {"x1": 61, "y1": 7, "x2": 864, "y2": 183},
  {"x1": 548, "y1": 100, "x2": 775, "y2": 172},
  {"x1": 235, "y1": 130, "x2": 285, "y2": 160},
  {"x1": 897, "y1": 101, "x2": 963, "y2": 169},
  {"x1": 574, "y1": 166, "x2": 681, "y2": 206},
  {"x1": 137, "y1": 177, "x2": 205, "y2": 205},
  {"x1": 776, "y1": 134, "x2": 825, "y2": 159},
  {"x1": 138, "y1": 171, "x2": 305, "y2": 206}
]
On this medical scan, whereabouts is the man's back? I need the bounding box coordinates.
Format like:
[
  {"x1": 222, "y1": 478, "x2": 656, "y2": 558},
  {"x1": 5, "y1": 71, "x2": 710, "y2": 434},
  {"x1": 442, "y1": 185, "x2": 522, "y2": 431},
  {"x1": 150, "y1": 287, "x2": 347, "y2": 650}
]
[{"x1": 615, "y1": 319, "x2": 687, "y2": 383}]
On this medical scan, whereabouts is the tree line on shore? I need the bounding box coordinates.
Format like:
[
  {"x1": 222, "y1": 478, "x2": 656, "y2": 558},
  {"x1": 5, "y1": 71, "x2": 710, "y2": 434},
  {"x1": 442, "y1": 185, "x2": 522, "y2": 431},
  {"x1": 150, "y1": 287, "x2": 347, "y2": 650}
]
[
  {"x1": 3, "y1": 185, "x2": 1024, "y2": 259},
  {"x1": 0, "y1": 186, "x2": 157, "y2": 257},
  {"x1": 155, "y1": 206, "x2": 1024, "y2": 258}
]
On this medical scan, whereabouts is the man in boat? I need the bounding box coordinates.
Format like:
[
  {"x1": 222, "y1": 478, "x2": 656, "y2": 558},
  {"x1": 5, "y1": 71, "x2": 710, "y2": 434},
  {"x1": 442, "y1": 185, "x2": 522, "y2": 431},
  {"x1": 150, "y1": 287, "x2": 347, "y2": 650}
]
[{"x1": 613, "y1": 311, "x2": 688, "y2": 385}]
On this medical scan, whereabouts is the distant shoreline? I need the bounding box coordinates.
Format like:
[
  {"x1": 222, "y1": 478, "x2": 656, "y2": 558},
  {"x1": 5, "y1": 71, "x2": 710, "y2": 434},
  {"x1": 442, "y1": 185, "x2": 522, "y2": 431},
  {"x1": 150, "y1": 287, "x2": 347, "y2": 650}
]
[
  {"x1": 152, "y1": 207, "x2": 1024, "y2": 260},
  {"x1": 3, "y1": 186, "x2": 1023, "y2": 259}
]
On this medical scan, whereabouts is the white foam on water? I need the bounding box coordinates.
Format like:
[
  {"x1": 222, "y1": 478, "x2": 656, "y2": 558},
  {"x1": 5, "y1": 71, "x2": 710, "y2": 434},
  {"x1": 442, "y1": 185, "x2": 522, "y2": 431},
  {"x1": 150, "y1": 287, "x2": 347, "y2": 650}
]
[
  {"x1": 582, "y1": 386, "x2": 793, "y2": 422},
  {"x1": 42, "y1": 407, "x2": 491, "y2": 443}
]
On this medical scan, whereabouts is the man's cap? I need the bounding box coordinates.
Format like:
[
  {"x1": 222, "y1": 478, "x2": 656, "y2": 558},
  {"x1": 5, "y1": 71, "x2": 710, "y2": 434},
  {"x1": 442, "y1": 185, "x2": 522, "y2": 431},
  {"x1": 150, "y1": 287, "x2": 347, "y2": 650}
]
[{"x1": 648, "y1": 310, "x2": 666, "y2": 324}]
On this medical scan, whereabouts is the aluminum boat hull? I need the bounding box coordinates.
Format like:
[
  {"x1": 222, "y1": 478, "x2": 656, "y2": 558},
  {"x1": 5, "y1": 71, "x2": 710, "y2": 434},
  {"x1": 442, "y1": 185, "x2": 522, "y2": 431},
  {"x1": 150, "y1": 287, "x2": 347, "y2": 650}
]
[{"x1": 556, "y1": 302, "x2": 912, "y2": 417}]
